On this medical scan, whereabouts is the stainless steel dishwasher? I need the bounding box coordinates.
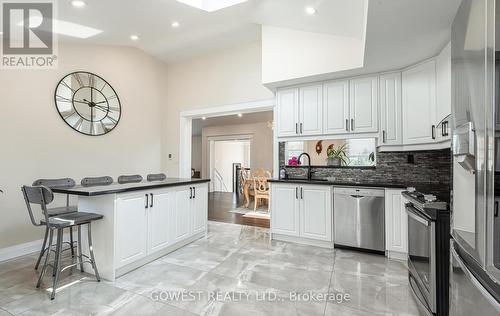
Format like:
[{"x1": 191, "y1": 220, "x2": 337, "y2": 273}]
[{"x1": 334, "y1": 187, "x2": 385, "y2": 253}]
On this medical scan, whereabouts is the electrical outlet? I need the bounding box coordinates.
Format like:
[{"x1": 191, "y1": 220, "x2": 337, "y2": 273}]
[{"x1": 407, "y1": 154, "x2": 415, "y2": 164}]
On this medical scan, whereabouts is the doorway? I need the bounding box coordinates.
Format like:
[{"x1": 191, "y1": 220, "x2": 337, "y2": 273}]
[{"x1": 209, "y1": 138, "x2": 251, "y2": 193}]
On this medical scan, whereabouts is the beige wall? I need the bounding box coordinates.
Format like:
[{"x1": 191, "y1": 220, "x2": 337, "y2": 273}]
[
  {"x1": 0, "y1": 43, "x2": 169, "y2": 249},
  {"x1": 163, "y1": 41, "x2": 274, "y2": 177},
  {"x1": 201, "y1": 122, "x2": 274, "y2": 179}
]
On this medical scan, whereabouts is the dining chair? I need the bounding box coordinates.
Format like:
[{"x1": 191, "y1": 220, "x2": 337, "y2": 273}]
[
  {"x1": 252, "y1": 168, "x2": 265, "y2": 177},
  {"x1": 117, "y1": 174, "x2": 143, "y2": 184},
  {"x1": 32, "y1": 178, "x2": 77, "y2": 270},
  {"x1": 241, "y1": 169, "x2": 254, "y2": 207},
  {"x1": 81, "y1": 176, "x2": 114, "y2": 187},
  {"x1": 22, "y1": 185, "x2": 103, "y2": 300},
  {"x1": 253, "y1": 177, "x2": 270, "y2": 212},
  {"x1": 147, "y1": 173, "x2": 166, "y2": 182}
]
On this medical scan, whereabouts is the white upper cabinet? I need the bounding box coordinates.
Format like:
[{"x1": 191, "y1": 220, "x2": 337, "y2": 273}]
[
  {"x1": 349, "y1": 76, "x2": 379, "y2": 133},
  {"x1": 402, "y1": 59, "x2": 437, "y2": 145},
  {"x1": 276, "y1": 88, "x2": 299, "y2": 137},
  {"x1": 379, "y1": 73, "x2": 402, "y2": 146},
  {"x1": 436, "y1": 42, "x2": 452, "y2": 141},
  {"x1": 323, "y1": 80, "x2": 349, "y2": 134},
  {"x1": 436, "y1": 42, "x2": 451, "y2": 125},
  {"x1": 299, "y1": 84, "x2": 323, "y2": 135}
]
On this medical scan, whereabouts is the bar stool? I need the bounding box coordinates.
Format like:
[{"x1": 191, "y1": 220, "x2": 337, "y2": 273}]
[
  {"x1": 21, "y1": 185, "x2": 103, "y2": 300},
  {"x1": 147, "y1": 173, "x2": 166, "y2": 181},
  {"x1": 117, "y1": 174, "x2": 143, "y2": 184},
  {"x1": 81, "y1": 176, "x2": 113, "y2": 187},
  {"x1": 32, "y1": 178, "x2": 77, "y2": 270}
]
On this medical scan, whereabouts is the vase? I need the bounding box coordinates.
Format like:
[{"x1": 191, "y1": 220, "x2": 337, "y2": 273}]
[{"x1": 327, "y1": 157, "x2": 341, "y2": 166}]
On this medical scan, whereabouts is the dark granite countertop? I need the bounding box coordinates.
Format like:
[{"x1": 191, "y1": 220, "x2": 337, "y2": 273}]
[
  {"x1": 269, "y1": 178, "x2": 450, "y2": 201},
  {"x1": 52, "y1": 178, "x2": 210, "y2": 196}
]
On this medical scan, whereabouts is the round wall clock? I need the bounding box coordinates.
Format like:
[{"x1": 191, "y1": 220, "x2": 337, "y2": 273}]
[{"x1": 54, "y1": 71, "x2": 121, "y2": 136}]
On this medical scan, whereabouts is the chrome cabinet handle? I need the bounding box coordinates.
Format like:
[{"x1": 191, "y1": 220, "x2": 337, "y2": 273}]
[
  {"x1": 295, "y1": 123, "x2": 298, "y2": 134},
  {"x1": 189, "y1": 187, "x2": 193, "y2": 199},
  {"x1": 150, "y1": 193, "x2": 153, "y2": 208},
  {"x1": 300, "y1": 187, "x2": 303, "y2": 199},
  {"x1": 432, "y1": 125, "x2": 436, "y2": 139},
  {"x1": 346, "y1": 119, "x2": 349, "y2": 132},
  {"x1": 295, "y1": 187, "x2": 298, "y2": 199},
  {"x1": 300, "y1": 123, "x2": 303, "y2": 134},
  {"x1": 382, "y1": 130, "x2": 386, "y2": 143},
  {"x1": 193, "y1": 187, "x2": 196, "y2": 199},
  {"x1": 351, "y1": 119, "x2": 354, "y2": 131},
  {"x1": 145, "y1": 194, "x2": 149, "y2": 209}
]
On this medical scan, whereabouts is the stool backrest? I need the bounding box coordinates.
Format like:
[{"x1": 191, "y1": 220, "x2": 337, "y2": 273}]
[
  {"x1": 21, "y1": 185, "x2": 53, "y2": 226},
  {"x1": 32, "y1": 178, "x2": 75, "y2": 188},
  {"x1": 118, "y1": 174, "x2": 143, "y2": 184},
  {"x1": 81, "y1": 176, "x2": 113, "y2": 187},
  {"x1": 147, "y1": 173, "x2": 166, "y2": 182}
]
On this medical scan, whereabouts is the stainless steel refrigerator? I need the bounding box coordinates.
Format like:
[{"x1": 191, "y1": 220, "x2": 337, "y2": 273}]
[{"x1": 451, "y1": 0, "x2": 500, "y2": 314}]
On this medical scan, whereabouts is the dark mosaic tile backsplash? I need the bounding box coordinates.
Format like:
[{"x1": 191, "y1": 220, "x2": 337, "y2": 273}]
[{"x1": 279, "y1": 143, "x2": 452, "y2": 195}]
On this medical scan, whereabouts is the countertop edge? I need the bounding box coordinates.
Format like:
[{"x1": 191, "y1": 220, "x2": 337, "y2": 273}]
[
  {"x1": 52, "y1": 178, "x2": 210, "y2": 196},
  {"x1": 268, "y1": 179, "x2": 407, "y2": 189}
]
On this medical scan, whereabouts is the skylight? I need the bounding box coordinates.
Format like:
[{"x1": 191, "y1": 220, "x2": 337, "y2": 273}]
[{"x1": 176, "y1": 0, "x2": 248, "y2": 12}]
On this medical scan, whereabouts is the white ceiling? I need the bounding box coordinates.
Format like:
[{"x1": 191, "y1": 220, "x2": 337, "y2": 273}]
[
  {"x1": 192, "y1": 110, "x2": 273, "y2": 136},
  {"x1": 56, "y1": 0, "x2": 461, "y2": 67}
]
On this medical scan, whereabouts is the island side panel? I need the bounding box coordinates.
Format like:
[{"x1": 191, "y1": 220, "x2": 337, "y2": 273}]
[{"x1": 78, "y1": 194, "x2": 117, "y2": 281}]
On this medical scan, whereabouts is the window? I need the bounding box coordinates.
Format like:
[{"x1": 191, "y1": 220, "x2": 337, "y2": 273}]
[
  {"x1": 344, "y1": 138, "x2": 376, "y2": 166},
  {"x1": 285, "y1": 141, "x2": 304, "y2": 162}
]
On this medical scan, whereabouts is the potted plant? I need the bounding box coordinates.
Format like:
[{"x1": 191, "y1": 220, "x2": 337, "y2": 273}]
[{"x1": 326, "y1": 144, "x2": 349, "y2": 166}]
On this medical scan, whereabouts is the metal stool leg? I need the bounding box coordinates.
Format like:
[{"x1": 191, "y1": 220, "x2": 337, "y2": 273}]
[
  {"x1": 36, "y1": 228, "x2": 53, "y2": 288},
  {"x1": 35, "y1": 227, "x2": 49, "y2": 270},
  {"x1": 51, "y1": 228, "x2": 63, "y2": 300},
  {"x1": 77, "y1": 225, "x2": 84, "y2": 272},
  {"x1": 87, "y1": 223, "x2": 100, "y2": 282},
  {"x1": 69, "y1": 227, "x2": 75, "y2": 257}
]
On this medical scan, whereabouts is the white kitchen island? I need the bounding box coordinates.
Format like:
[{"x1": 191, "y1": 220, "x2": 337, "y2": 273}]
[{"x1": 53, "y1": 178, "x2": 209, "y2": 281}]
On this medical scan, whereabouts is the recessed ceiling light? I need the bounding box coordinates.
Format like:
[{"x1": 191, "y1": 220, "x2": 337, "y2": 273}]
[
  {"x1": 201, "y1": 116, "x2": 206, "y2": 120},
  {"x1": 130, "y1": 34, "x2": 139, "y2": 41},
  {"x1": 71, "y1": 0, "x2": 86, "y2": 8},
  {"x1": 237, "y1": 113, "x2": 243, "y2": 117},
  {"x1": 171, "y1": 21, "x2": 180, "y2": 28},
  {"x1": 305, "y1": 6, "x2": 316, "y2": 15}
]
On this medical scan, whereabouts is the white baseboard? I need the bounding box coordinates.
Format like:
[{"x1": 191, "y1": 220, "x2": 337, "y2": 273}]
[{"x1": 0, "y1": 232, "x2": 73, "y2": 262}]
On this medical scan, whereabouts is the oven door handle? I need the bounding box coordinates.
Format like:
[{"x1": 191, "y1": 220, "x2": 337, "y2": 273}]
[{"x1": 405, "y1": 204, "x2": 430, "y2": 226}]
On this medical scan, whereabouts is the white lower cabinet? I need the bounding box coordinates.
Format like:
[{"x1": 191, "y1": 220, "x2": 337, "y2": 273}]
[
  {"x1": 192, "y1": 184, "x2": 208, "y2": 234},
  {"x1": 384, "y1": 189, "x2": 408, "y2": 259},
  {"x1": 271, "y1": 183, "x2": 333, "y2": 244},
  {"x1": 115, "y1": 183, "x2": 208, "y2": 270},
  {"x1": 116, "y1": 193, "x2": 148, "y2": 268},
  {"x1": 148, "y1": 190, "x2": 172, "y2": 253},
  {"x1": 173, "y1": 187, "x2": 191, "y2": 242},
  {"x1": 300, "y1": 185, "x2": 333, "y2": 241},
  {"x1": 271, "y1": 184, "x2": 300, "y2": 236}
]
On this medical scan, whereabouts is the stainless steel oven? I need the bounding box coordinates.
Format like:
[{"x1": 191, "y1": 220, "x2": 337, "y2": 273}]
[
  {"x1": 406, "y1": 203, "x2": 437, "y2": 313},
  {"x1": 403, "y1": 191, "x2": 449, "y2": 316}
]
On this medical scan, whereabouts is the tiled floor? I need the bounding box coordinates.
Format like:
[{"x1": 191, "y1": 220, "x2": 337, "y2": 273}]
[{"x1": 0, "y1": 222, "x2": 419, "y2": 315}]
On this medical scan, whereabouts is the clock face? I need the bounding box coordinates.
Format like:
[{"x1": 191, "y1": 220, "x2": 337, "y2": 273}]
[{"x1": 55, "y1": 71, "x2": 121, "y2": 136}]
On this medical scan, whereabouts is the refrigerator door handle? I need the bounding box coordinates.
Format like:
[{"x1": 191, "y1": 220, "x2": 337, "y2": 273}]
[{"x1": 451, "y1": 246, "x2": 500, "y2": 311}]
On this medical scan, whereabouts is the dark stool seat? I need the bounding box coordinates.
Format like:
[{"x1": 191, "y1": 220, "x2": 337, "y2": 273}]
[
  {"x1": 42, "y1": 212, "x2": 104, "y2": 228},
  {"x1": 47, "y1": 206, "x2": 78, "y2": 217}
]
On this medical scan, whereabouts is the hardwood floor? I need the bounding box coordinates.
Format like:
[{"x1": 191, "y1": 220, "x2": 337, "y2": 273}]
[{"x1": 208, "y1": 191, "x2": 270, "y2": 228}]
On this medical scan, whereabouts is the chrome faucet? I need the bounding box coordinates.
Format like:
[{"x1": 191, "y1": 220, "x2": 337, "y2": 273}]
[{"x1": 298, "y1": 152, "x2": 312, "y2": 180}]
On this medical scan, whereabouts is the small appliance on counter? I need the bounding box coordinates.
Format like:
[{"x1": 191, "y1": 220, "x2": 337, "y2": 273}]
[{"x1": 402, "y1": 190, "x2": 450, "y2": 316}]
